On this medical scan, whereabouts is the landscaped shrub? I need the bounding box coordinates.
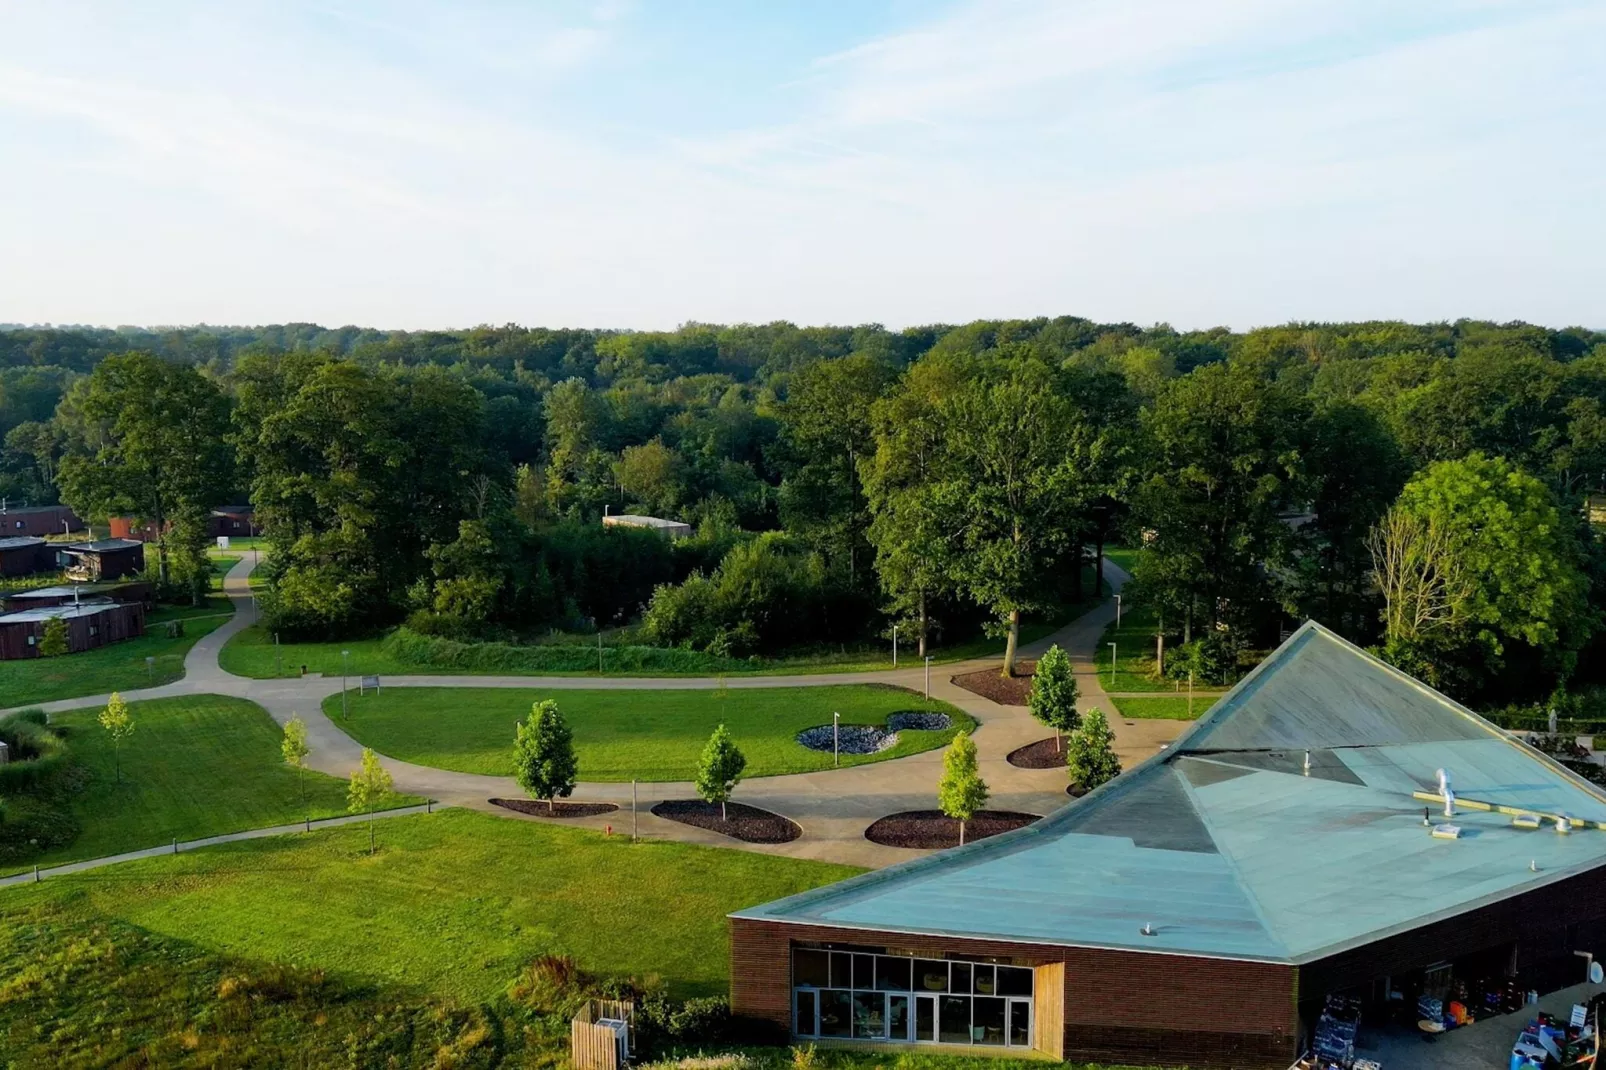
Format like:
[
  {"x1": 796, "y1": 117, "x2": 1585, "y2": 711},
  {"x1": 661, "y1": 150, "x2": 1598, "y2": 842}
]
[
  {"x1": 381, "y1": 627, "x2": 753, "y2": 675},
  {"x1": 0, "y1": 708, "x2": 49, "y2": 728},
  {"x1": 0, "y1": 715, "x2": 71, "y2": 793}
]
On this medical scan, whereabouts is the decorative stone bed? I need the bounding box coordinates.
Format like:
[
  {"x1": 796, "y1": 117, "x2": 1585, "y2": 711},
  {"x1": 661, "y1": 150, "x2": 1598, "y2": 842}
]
[
  {"x1": 489, "y1": 798, "x2": 620, "y2": 819},
  {"x1": 796, "y1": 712, "x2": 953, "y2": 754},
  {"x1": 650, "y1": 800, "x2": 802, "y2": 844},
  {"x1": 864, "y1": 809, "x2": 1042, "y2": 850}
]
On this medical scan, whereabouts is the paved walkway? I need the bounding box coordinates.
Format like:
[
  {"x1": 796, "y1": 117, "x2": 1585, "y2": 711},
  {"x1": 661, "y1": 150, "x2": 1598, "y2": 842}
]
[{"x1": 5, "y1": 556, "x2": 1188, "y2": 868}]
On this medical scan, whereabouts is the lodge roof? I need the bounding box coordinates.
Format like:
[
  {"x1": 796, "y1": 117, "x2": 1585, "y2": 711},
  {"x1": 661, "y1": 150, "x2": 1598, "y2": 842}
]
[{"x1": 733, "y1": 622, "x2": 1606, "y2": 965}]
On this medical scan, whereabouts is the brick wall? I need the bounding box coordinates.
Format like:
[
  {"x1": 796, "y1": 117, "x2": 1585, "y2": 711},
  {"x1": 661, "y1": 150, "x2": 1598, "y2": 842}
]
[{"x1": 730, "y1": 918, "x2": 1299, "y2": 1068}]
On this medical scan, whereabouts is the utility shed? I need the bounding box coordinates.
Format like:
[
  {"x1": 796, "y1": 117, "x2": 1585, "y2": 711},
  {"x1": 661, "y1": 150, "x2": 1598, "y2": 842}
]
[
  {"x1": 0, "y1": 536, "x2": 52, "y2": 577},
  {"x1": 0, "y1": 600, "x2": 145, "y2": 659},
  {"x1": 602, "y1": 514, "x2": 692, "y2": 539},
  {"x1": 731, "y1": 622, "x2": 1606, "y2": 1068},
  {"x1": 58, "y1": 538, "x2": 146, "y2": 581}
]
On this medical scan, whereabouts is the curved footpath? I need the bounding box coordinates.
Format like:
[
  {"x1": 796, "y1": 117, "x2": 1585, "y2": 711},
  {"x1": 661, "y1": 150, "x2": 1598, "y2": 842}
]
[{"x1": 5, "y1": 556, "x2": 1186, "y2": 868}]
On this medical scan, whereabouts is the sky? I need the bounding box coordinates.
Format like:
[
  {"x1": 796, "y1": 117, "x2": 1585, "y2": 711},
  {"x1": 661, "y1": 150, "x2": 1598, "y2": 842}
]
[{"x1": 1, "y1": 0, "x2": 1602, "y2": 332}]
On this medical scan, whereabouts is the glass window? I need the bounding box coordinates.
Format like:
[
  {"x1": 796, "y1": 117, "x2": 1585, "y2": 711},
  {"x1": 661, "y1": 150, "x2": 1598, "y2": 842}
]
[
  {"x1": 830, "y1": 952, "x2": 852, "y2": 989},
  {"x1": 875, "y1": 957, "x2": 911, "y2": 992},
  {"x1": 1009, "y1": 1001, "x2": 1031, "y2": 1047},
  {"x1": 794, "y1": 950, "x2": 829, "y2": 988},
  {"x1": 950, "y1": 962, "x2": 972, "y2": 995},
  {"x1": 888, "y1": 995, "x2": 910, "y2": 1041},
  {"x1": 852, "y1": 992, "x2": 886, "y2": 1039},
  {"x1": 796, "y1": 990, "x2": 818, "y2": 1036},
  {"x1": 914, "y1": 960, "x2": 948, "y2": 993},
  {"x1": 853, "y1": 954, "x2": 876, "y2": 991},
  {"x1": 939, "y1": 996, "x2": 971, "y2": 1044},
  {"x1": 973, "y1": 997, "x2": 1005, "y2": 1045},
  {"x1": 820, "y1": 991, "x2": 852, "y2": 1038},
  {"x1": 997, "y1": 966, "x2": 1033, "y2": 997},
  {"x1": 973, "y1": 964, "x2": 996, "y2": 995},
  {"x1": 916, "y1": 996, "x2": 936, "y2": 1042}
]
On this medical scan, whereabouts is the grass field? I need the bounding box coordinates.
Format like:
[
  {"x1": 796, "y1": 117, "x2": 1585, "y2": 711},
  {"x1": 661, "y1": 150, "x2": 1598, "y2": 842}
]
[
  {"x1": 1109, "y1": 695, "x2": 1219, "y2": 721},
  {"x1": 1092, "y1": 604, "x2": 1180, "y2": 693},
  {"x1": 2, "y1": 809, "x2": 859, "y2": 1001},
  {"x1": 6, "y1": 695, "x2": 412, "y2": 875},
  {"x1": 0, "y1": 614, "x2": 225, "y2": 708},
  {"x1": 326, "y1": 685, "x2": 972, "y2": 781}
]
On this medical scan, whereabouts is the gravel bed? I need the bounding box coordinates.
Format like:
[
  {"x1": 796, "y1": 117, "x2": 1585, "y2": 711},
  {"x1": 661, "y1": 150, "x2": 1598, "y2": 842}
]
[
  {"x1": 887, "y1": 711, "x2": 953, "y2": 731},
  {"x1": 489, "y1": 798, "x2": 620, "y2": 818},
  {"x1": 864, "y1": 809, "x2": 1042, "y2": 850},
  {"x1": 1007, "y1": 736, "x2": 1070, "y2": 768},
  {"x1": 797, "y1": 724, "x2": 897, "y2": 754},
  {"x1": 650, "y1": 800, "x2": 801, "y2": 844}
]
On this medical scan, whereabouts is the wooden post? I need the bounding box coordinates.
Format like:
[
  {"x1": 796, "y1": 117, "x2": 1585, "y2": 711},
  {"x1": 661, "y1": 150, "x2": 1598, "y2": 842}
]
[{"x1": 631, "y1": 780, "x2": 638, "y2": 842}]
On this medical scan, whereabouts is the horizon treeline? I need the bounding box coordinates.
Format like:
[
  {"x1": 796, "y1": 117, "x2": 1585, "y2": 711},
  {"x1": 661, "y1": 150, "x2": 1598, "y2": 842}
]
[{"x1": 3, "y1": 315, "x2": 1604, "y2": 707}]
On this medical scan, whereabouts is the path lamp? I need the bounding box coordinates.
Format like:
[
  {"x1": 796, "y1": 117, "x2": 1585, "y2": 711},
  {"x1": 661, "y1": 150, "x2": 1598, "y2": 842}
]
[
  {"x1": 833, "y1": 712, "x2": 840, "y2": 768},
  {"x1": 924, "y1": 656, "x2": 932, "y2": 702},
  {"x1": 341, "y1": 649, "x2": 351, "y2": 719},
  {"x1": 892, "y1": 625, "x2": 898, "y2": 668},
  {"x1": 1109, "y1": 643, "x2": 1117, "y2": 688}
]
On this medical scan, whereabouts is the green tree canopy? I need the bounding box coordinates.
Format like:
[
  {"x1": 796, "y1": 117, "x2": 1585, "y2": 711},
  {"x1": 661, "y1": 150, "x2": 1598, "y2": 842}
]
[
  {"x1": 1066, "y1": 709, "x2": 1120, "y2": 792},
  {"x1": 936, "y1": 732, "x2": 989, "y2": 845},
  {"x1": 1027, "y1": 644, "x2": 1080, "y2": 750},
  {"x1": 694, "y1": 723, "x2": 747, "y2": 821},
  {"x1": 37, "y1": 615, "x2": 68, "y2": 657},
  {"x1": 98, "y1": 692, "x2": 134, "y2": 783},
  {"x1": 513, "y1": 700, "x2": 579, "y2": 813}
]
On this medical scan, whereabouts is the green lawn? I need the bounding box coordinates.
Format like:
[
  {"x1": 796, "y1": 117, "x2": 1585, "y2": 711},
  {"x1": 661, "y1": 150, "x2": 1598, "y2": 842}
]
[
  {"x1": 1092, "y1": 604, "x2": 1181, "y2": 693},
  {"x1": 1109, "y1": 695, "x2": 1219, "y2": 721},
  {"x1": 147, "y1": 595, "x2": 233, "y2": 622},
  {"x1": 3, "y1": 809, "x2": 860, "y2": 1001},
  {"x1": 326, "y1": 685, "x2": 971, "y2": 781},
  {"x1": 0, "y1": 615, "x2": 225, "y2": 707},
  {"x1": 6, "y1": 695, "x2": 412, "y2": 875}
]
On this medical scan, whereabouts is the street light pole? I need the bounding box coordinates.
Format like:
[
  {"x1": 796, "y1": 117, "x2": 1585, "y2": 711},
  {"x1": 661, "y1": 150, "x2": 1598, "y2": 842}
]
[
  {"x1": 341, "y1": 650, "x2": 350, "y2": 719},
  {"x1": 1109, "y1": 642, "x2": 1117, "y2": 688},
  {"x1": 833, "y1": 712, "x2": 840, "y2": 768},
  {"x1": 892, "y1": 625, "x2": 898, "y2": 668}
]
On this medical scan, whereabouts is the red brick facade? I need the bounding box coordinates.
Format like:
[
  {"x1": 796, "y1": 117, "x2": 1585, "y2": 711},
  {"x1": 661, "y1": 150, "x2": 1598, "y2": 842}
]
[{"x1": 729, "y1": 918, "x2": 1299, "y2": 1068}]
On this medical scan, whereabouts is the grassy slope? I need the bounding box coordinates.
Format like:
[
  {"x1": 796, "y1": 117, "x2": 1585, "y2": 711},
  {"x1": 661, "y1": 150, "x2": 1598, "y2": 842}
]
[
  {"x1": 6, "y1": 695, "x2": 415, "y2": 875},
  {"x1": 2, "y1": 809, "x2": 861, "y2": 1001},
  {"x1": 326, "y1": 685, "x2": 972, "y2": 781},
  {"x1": 0, "y1": 615, "x2": 225, "y2": 707},
  {"x1": 1109, "y1": 695, "x2": 1218, "y2": 721}
]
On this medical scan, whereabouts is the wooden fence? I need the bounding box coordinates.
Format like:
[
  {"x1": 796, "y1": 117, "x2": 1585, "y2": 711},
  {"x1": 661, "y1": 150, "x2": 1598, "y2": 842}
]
[{"x1": 571, "y1": 998, "x2": 636, "y2": 1070}]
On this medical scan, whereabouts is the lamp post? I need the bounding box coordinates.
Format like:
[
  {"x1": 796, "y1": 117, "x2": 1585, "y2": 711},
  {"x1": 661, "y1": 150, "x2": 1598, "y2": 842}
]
[
  {"x1": 924, "y1": 656, "x2": 932, "y2": 702},
  {"x1": 892, "y1": 625, "x2": 898, "y2": 668},
  {"x1": 833, "y1": 712, "x2": 840, "y2": 768},
  {"x1": 341, "y1": 650, "x2": 351, "y2": 719},
  {"x1": 1109, "y1": 642, "x2": 1117, "y2": 688}
]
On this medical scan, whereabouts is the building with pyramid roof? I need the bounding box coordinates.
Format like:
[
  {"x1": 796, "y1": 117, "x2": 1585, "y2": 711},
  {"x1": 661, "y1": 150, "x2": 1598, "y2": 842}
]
[{"x1": 730, "y1": 622, "x2": 1606, "y2": 1067}]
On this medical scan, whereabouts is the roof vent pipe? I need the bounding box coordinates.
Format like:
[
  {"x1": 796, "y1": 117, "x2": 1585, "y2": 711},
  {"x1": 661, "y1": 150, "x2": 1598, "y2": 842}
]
[
  {"x1": 1437, "y1": 768, "x2": 1455, "y2": 818},
  {"x1": 1303, "y1": 751, "x2": 1311, "y2": 776},
  {"x1": 1140, "y1": 923, "x2": 1155, "y2": 936}
]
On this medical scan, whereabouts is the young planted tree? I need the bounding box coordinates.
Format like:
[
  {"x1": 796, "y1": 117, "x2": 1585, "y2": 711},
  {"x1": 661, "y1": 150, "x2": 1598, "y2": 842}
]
[
  {"x1": 347, "y1": 747, "x2": 395, "y2": 855},
  {"x1": 37, "y1": 615, "x2": 68, "y2": 658},
  {"x1": 1066, "y1": 709, "x2": 1121, "y2": 793},
  {"x1": 937, "y1": 732, "x2": 989, "y2": 846},
  {"x1": 98, "y1": 692, "x2": 134, "y2": 784},
  {"x1": 695, "y1": 723, "x2": 747, "y2": 821},
  {"x1": 513, "y1": 700, "x2": 579, "y2": 814},
  {"x1": 281, "y1": 715, "x2": 311, "y2": 802},
  {"x1": 1027, "y1": 644, "x2": 1080, "y2": 751}
]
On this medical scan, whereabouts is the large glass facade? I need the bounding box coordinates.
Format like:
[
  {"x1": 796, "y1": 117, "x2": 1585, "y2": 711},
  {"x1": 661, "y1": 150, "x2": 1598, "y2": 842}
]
[{"x1": 792, "y1": 948, "x2": 1034, "y2": 1048}]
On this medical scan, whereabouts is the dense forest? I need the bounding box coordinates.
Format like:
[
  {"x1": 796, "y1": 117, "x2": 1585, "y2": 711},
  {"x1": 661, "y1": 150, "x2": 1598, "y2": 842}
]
[{"x1": 4, "y1": 316, "x2": 1604, "y2": 709}]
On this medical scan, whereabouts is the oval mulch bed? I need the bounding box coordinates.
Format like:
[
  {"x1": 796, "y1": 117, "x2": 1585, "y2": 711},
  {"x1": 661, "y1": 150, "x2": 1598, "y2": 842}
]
[
  {"x1": 864, "y1": 809, "x2": 1042, "y2": 850},
  {"x1": 490, "y1": 798, "x2": 620, "y2": 819},
  {"x1": 1007, "y1": 736, "x2": 1070, "y2": 768},
  {"x1": 952, "y1": 662, "x2": 1036, "y2": 706},
  {"x1": 650, "y1": 800, "x2": 801, "y2": 844}
]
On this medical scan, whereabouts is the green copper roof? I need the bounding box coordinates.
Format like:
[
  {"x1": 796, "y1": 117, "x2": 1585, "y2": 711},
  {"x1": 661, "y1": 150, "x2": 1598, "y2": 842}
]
[{"x1": 734, "y1": 622, "x2": 1606, "y2": 964}]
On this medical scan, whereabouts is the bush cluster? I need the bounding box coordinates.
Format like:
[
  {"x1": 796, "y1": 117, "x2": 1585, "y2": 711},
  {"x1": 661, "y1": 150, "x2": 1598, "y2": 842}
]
[
  {"x1": 0, "y1": 709, "x2": 83, "y2": 862},
  {"x1": 381, "y1": 628, "x2": 753, "y2": 675}
]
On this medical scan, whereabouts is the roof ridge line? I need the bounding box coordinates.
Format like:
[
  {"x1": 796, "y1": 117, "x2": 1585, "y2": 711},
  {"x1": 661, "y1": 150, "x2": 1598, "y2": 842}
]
[{"x1": 1171, "y1": 765, "x2": 1292, "y2": 961}]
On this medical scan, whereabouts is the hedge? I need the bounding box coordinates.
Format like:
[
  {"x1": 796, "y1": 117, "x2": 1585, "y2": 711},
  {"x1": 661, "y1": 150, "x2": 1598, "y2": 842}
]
[{"x1": 379, "y1": 628, "x2": 754, "y2": 676}]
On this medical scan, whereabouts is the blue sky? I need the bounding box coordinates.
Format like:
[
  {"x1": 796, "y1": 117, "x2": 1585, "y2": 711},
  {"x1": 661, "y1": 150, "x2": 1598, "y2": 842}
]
[{"x1": 1, "y1": 0, "x2": 1602, "y2": 331}]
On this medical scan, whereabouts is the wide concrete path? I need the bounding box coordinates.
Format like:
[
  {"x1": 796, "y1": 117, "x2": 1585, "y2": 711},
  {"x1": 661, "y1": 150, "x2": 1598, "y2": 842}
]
[{"x1": 6, "y1": 554, "x2": 1186, "y2": 868}]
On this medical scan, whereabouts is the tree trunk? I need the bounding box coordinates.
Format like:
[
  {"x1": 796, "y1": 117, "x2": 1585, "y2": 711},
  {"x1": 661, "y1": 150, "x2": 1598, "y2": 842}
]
[
  {"x1": 959, "y1": 819, "x2": 966, "y2": 846},
  {"x1": 918, "y1": 590, "x2": 928, "y2": 658},
  {"x1": 1095, "y1": 535, "x2": 1106, "y2": 598},
  {"x1": 1001, "y1": 609, "x2": 1021, "y2": 677},
  {"x1": 1056, "y1": 728, "x2": 1062, "y2": 753},
  {"x1": 549, "y1": 796, "x2": 555, "y2": 814},
  {"x1": 1156, "y1": 613, "x2": 1165, "y2": 677},
  {"x1": 721, "y1": 799, "x2": 727, "y2": 822},
  {"x1": 1183, "y1": 605, "x2": 1192, "y2": 645}
]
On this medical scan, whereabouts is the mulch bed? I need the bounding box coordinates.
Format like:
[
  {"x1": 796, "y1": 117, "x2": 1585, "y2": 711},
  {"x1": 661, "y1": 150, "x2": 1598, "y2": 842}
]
[
  {"x1": 952, "y1": 661, "x2": 1036, "y2": 706},
  {"x1": 490, "y1": 798, "x2": 620, "y2": 819},
  {"x1": 650, "y1": 800, "x2": 801, "y2": 844},
  {"x1": 1007, "y1": 736, "x2": 1070, "y2": 768},
  {"x1": 864, "y1": 809, "x2": 1041, "y2": 850}
]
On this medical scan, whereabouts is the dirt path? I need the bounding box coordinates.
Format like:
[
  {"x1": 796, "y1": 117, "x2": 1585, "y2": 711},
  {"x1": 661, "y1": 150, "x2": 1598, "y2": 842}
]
[{"x1": 5, "y1": 554, "x2": 1185, "y2": 868}]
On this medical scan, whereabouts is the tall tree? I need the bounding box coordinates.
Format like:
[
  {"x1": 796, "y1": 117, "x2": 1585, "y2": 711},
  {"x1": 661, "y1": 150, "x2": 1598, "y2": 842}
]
[
  {"x1": 57, "y1": 352, "x2": 233, "y2": 603},
  {"x1": 513, "y1": 700, "x2": 579, "y2": 814}
]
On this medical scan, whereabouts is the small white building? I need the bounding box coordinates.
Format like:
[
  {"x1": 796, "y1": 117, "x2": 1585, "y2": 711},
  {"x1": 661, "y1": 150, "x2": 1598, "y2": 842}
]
[{"x1": 601, "y1": 514, "x2": 692, "y2": 540}]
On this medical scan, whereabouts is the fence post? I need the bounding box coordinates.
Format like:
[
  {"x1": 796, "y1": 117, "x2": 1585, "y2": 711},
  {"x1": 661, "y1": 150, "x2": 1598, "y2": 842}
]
[
  {"x1": 34, "y1": 864, "x2": 40, "y2": 883},
  {"x1": 632, "y1": 780, "x2": 638, "y2": 842},
  {"x1": 172, "y1": 837, "x2": 178, "y2": 854}
]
